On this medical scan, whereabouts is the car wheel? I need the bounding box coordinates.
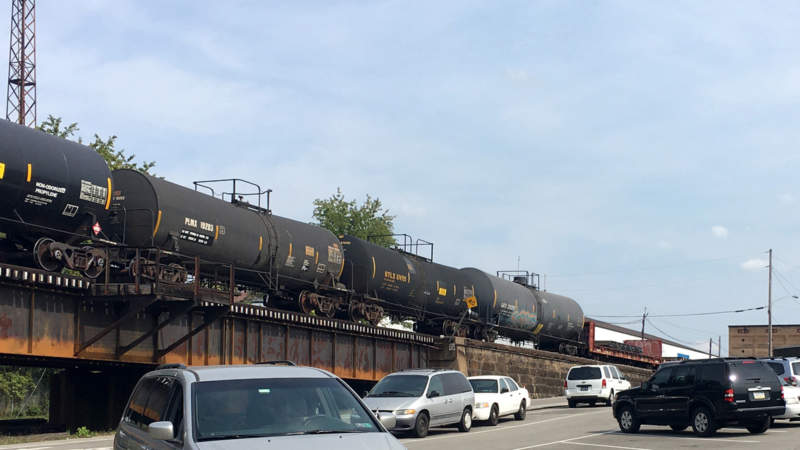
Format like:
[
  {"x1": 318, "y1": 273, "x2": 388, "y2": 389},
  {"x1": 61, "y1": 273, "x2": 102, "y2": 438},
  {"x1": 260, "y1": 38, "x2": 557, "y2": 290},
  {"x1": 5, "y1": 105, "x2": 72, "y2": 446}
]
[
  {"x1": 488, "y1": 404, "x2": 499, "y2": 426},
  {"x1": 457, "y1": 407, "x2": 472, "y2": 432},
  {"x1": 515, "y1": 400, "x2": 527, "y2": 420},
  {"x1": 770, "y1": 417, "x2": 775, "y2": 427},
  {"x1": 568, "y1": 399, "x2": 576, "y2": 408},
  {"x1": 589, "y1": 400, "x2": 596, "y2": 407},
  {"x1": 691, "y1": 406, "x2": 716, "y2": 437},
  {"x1": 746, "y1": 416, "x2": 770, "y2": 434},
  {"x1": 607, "y1": 390, "x2": 615, "y2": 406},
  {"x1": 669, "y1": 424, "x2": 688, "y2": 432},
  {"x1": 617, "y1": 405, "x2": 640, "y2": 433},
  {"x1": 413, "y1": 412, "x2": 429, "y2": 438}
]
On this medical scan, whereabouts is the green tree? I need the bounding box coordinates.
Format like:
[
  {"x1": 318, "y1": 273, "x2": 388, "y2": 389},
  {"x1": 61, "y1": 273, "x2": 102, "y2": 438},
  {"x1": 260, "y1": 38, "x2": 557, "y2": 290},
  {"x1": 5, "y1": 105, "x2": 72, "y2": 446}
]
[
  {"x1": 37, "y1": 115, "x2": 155, "y2": 174},
  {"x1": 312, "y1": 188, "x2": 396, "y2": 247}
]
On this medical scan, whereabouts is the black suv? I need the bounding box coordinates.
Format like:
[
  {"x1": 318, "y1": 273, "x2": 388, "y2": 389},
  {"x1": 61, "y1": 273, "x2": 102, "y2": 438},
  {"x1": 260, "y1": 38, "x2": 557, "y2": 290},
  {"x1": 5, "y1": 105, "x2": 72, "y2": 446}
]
[{"x1": 613, "y1": 358, "x2": 785, "y2": 437}]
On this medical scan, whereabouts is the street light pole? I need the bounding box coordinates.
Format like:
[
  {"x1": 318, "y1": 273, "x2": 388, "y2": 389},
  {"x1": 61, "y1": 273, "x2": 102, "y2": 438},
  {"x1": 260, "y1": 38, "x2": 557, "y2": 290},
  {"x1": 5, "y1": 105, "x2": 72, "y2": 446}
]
[{"x1": 768, "y1": 249, "x2": 773, "y2": 358}]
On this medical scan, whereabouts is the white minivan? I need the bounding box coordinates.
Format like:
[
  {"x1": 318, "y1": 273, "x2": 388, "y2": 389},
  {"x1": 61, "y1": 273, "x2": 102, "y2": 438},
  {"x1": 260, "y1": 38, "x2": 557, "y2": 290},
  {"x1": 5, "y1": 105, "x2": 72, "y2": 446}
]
[{"x1": 564, "y1": 364, "x2": 631, "y2": 407}]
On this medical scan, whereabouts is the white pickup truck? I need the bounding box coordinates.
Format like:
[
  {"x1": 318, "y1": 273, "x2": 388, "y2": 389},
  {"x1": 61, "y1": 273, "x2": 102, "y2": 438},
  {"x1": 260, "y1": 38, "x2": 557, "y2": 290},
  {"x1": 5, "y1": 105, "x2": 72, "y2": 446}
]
[{"x1": 468, "y1": 375, "x2": 530, "y2": 426}]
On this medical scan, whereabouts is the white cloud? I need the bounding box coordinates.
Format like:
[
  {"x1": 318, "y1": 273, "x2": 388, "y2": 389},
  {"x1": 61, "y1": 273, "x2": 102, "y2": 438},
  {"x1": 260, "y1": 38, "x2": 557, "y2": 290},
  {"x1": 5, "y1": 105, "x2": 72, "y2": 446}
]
[
  {"x1": 741, "y1": 258, "x2": 767, "y2": 271},
  {"x1": 780, "y1": 193, "x2": 795, "y2": 205},
  {"x1": 711, "y1": 226, "x2": 729, "y2": 239}
]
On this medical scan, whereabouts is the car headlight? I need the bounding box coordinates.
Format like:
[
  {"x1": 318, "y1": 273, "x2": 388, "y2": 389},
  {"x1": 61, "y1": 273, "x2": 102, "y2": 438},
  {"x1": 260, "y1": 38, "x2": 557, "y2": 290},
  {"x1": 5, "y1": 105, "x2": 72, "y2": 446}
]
[
  {"x1": 395, "y1": 409, "x2": 416, "y2": 415},
  {"x1": 475, "y1": 402, "x2": 489, "y2": 409}
]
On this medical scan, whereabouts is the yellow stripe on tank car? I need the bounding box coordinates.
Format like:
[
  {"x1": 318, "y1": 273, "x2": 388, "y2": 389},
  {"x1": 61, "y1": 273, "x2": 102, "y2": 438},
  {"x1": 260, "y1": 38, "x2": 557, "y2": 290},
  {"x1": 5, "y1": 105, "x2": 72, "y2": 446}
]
[
  {"x1": 26, "y1": 163, "x2": 31, "y2": 182},
  {"x1": 315, "y1": 250, "x2": 319, "y2": 265},
  {"x1": 259, "y1": 236, "x2": 263, "y2": 251},
  {"x1": 493, "y1": 290, "x2": 497, "y2": 308},
  {"x1": 215, "y1": 225, "x2": 219, "y2": 240},
  {"x1": 0, "y1": 162, "x2": 5, "y2": 180},
  {"x1": 152, "y1": 210, "x2": 162, "y2": 237},
  {"x1": 371, "y1": 256, "x2": 376, "y2": 279},
  {"x1": 533, "y1": 323, "x2": 544, "y2": 335},
  {"x1": 105, "y1": 177, "x2": 112, "y2": 210},
  {"x1": 338, "y1": 256, "x2": 345, "y2": 279},
  {"x1": 289, "y1": 242, "x2": 293, "y2": 257}
]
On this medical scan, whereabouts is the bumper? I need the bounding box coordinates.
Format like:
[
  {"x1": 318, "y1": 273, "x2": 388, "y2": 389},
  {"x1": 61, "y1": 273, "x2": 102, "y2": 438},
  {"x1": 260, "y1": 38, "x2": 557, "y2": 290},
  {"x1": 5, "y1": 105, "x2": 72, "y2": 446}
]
[
  {"x1": 474, "y1": 407, "x2": 492, "y2": 421},
  {"x1": 391, "y1": 414, "x2": 418, "y2": 430},
  {"x1": 719, "y1": 405, "x2": 785, "y2": 423},
  {"x1": 565, "y1": 388, "x2": 611, "y2": 402},
  {"x1": 774, "y1": 403, "x2": 800, "y2": 420}
]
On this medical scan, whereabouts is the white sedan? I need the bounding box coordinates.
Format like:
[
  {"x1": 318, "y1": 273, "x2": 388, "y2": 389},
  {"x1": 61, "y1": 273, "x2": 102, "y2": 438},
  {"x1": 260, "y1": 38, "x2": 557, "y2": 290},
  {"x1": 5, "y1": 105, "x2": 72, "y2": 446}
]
[{"x1": 468, "y1": 375, "x2": 530, "y2": 426}]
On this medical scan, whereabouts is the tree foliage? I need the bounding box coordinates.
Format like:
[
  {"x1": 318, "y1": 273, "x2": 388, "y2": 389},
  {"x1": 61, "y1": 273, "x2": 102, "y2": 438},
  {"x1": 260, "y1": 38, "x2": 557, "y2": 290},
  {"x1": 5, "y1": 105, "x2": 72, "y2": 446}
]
[
  {"x1": 37, "y1": 115, "x2": 155, "y2": 174},
  {"x1": 312, "y1": 188, "x2": 396, "y2": 247}
]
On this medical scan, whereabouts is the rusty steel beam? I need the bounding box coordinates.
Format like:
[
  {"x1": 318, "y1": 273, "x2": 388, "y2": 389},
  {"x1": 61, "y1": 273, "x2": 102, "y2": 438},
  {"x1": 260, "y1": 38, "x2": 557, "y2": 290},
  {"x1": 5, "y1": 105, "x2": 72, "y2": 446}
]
[
  {"x1": 156, "y1": 307, "x2": 228, "y2": 360},
  {"x1": 116, "y1": 301, "x2": 195, "y2": 357},
  {"x1": 74, "y1": 296, "x2": 158, "y2": 356}
]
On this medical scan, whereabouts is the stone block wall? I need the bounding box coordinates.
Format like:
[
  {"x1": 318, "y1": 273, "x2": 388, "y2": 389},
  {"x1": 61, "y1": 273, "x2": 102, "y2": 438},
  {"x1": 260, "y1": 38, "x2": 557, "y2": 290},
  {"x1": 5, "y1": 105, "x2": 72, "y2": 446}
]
[{"x1": 429, "y1": 337, "x2": 653, "y2": 398}]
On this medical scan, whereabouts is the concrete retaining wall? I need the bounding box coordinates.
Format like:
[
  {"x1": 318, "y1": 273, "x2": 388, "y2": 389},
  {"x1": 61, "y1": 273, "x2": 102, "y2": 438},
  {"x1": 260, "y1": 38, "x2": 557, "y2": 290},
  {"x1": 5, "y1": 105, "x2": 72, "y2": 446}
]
[{"x1": 429, "y1": 337, "x2": 653, "y2": 398}]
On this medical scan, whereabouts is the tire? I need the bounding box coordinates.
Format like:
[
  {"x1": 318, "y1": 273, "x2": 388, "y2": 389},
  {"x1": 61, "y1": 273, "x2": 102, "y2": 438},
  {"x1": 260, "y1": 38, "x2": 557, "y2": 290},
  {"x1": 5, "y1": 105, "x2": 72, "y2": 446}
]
[
  {"x1": 413, "y1": 412, "x2": 429, "y2": 438},
  {"x1": 669, "y1": 424, "x2": 688, "y2": 432},
  {"x1": 568, "y1": 399, "x2": 576, "y2": 408},
  {"x1": 746, "y1": 416, "x2": 770, "y2": 434},
  {"x1": 589, "y1": 400, "x2": 596, "y2": 407},
  {"x1": 617, "y1": 405, "x2": 640, "y2": 433},
  {"x1": 690, "y1": 407, "x2": 716, "y2": 437},
  {"x1": 770, "y1": 417, "x2": 776, "y2": 427},
  {"x1": 457, "y1": 407, "x2": 472, "y2": 432},
  {"x1": 607, "y1": 390, "x2": 615, "y2": 406},
  {"x1": 515, "y1": 401, "x2": 527, "y2": 420},
  {"x1": 488, "y1": 404, "x2": 499, "y2": 426}
]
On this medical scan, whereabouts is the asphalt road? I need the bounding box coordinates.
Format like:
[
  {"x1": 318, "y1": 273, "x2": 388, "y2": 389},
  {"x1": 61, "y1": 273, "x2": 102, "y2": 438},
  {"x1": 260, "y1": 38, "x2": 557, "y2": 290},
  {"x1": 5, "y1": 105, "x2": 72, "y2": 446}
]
[{"x1": 4, "y1": 404, "x2": 800, "y2": 450}]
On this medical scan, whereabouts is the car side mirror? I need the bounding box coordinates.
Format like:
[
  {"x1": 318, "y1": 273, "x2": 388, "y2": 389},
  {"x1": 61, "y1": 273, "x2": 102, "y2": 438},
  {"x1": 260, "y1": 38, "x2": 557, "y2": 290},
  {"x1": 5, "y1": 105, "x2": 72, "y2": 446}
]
[
  {"x1": 376, "y1": 411, "x2": 397, "y2": 430},
  {"x1": 428, "y1": 390, "x2": 440, "y2": 398},
  {"x1": 148, "y1": 421, "x2": 174, "y2": 440},
  {"x1": 362, "y1": 390, "x2": 369, "y2": 398},
  {"x1": 501, "y1": 388, "x2": 509, "y2": 393}
]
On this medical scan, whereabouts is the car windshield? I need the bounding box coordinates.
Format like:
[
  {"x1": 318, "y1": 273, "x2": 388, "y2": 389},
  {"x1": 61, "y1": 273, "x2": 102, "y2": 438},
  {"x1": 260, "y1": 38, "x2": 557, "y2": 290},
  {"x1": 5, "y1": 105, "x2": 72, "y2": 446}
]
[
  {"x1": 469, "y1": 379, "x2": 498, "y2": 393},
  {"x1": 193, "y1": 377, "x2": 378, "y2": 441},
  {"x1": 568, "y1": 367, "x2": 602, "y2": 380},
  {"x1": 366, "y1": 375, "x2": 428, "y2": 397}
]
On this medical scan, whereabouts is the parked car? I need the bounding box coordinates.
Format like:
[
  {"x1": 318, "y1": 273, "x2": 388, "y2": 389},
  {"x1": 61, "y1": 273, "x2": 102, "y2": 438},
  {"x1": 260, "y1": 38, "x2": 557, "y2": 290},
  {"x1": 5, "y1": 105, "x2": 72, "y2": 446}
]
[
  {"x1": 564, "y1": 364, "x2": 631, "y2": 407},
  {"x1": 760, "y1": 357, "x2": 800, "y2": 386},
  {"x1": 113, "y1": 362, "x2": 405, "y2": 450},
  {"x1": 468, "y1": 375, "x2": 529, "y2": 425},
  {"x1": 771, "y1": 376, "x2": 800, "y2": 424},
  {"x1": 362, "y1": 369, "x2": 474, "y2": 438},
  {"x1": 613, "y1": 358, "x2": 785, "y2": 437}
]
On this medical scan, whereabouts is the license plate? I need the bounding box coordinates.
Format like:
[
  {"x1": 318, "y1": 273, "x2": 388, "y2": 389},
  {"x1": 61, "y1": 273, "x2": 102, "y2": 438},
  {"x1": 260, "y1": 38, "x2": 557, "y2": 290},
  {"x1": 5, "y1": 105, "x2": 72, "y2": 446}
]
[
  {"x1": 753, "y1": 392, "x2": 766, "y2": 400},
  {"x1": 580, "y1": 386, "x2": 589, "y2": 391}
]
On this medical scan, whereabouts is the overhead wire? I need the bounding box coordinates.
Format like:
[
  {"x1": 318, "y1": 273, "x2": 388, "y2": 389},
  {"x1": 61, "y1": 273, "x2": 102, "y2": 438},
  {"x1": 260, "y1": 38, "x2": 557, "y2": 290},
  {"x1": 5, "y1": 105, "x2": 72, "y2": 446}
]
[{"x1": 590, "y1": 305, "x2": 765, "y2": 319}]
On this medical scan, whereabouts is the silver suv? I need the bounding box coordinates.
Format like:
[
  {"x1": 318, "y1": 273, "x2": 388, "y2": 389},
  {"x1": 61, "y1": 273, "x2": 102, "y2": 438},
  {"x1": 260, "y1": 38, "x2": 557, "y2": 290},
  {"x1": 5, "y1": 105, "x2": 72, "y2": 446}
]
[
  {"x1": 362, "y1": 369, "x2": 475, "y2": 438},
  {"x1": 760, "y1": 357, "x2": 800, "y2": 386},
  {"x1": 113, "y1": 362, "x2": 404, "y2": 450}
]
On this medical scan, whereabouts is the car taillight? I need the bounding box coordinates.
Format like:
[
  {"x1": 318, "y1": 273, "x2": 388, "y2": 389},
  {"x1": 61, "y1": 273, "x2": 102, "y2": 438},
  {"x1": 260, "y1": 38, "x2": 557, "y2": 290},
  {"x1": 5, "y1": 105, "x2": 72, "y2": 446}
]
[
  {"x1": 564, "y1": 380, "x2": 567, "y2": 388},
  {"x1": 602, "y1": 379, "x2": 607, "y2": 388},
  {"x1": 724, "y1": 388, "x2": 734, "y2": 403},
  {"x1": 781, "y1": 386, "x2": 785, "y2": 400},
  {"x1": 786, "y1": 376, "x2": 797, "y2": 387}
]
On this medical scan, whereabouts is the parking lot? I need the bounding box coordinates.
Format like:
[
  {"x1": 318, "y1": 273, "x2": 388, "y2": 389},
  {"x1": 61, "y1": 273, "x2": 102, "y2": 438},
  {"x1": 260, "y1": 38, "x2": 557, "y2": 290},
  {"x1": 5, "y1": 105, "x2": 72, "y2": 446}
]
[
  {"x1": 4, "y1": 402, "x2": 799, "y2": 450},
  {"x1": 397, "y1": 404, "x2": 800, "y2": 450}
]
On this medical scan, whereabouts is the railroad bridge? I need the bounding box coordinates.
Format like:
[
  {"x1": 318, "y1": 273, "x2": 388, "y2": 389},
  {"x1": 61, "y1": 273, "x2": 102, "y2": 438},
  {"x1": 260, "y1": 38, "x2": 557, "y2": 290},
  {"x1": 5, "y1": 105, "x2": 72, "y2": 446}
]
[{"x1": 0, "y1": 261, "x2": 434, "y2": 431}]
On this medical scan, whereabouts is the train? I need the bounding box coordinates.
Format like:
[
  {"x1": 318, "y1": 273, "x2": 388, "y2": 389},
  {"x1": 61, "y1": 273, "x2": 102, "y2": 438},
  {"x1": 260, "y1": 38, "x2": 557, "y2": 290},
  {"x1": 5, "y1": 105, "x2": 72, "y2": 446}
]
[{"x1": 0, "y1": 119, "x2": 585, "y2": 352}]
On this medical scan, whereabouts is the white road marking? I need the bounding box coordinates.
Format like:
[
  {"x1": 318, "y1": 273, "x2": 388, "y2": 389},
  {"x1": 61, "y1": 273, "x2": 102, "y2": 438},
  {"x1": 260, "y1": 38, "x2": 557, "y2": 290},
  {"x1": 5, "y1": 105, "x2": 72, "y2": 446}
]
[
  {"x1": 769, "y1": 430, "x2": 787, "y2": 433},
  {"x1": 606, "y1": 431, "x2": 760, "y2": 444},
  {"x1": 568, "y1": 442, "x2": 652, "y2": 450},
  {"x1": 512, "y1": 431, "x2": 616, "y2": 449},
  {"x1": 401, "y1": 410, "x2": 609, "y2": 444},
  {"x1": 15, "y1": 447, "x2": 51, "y2": 450}
]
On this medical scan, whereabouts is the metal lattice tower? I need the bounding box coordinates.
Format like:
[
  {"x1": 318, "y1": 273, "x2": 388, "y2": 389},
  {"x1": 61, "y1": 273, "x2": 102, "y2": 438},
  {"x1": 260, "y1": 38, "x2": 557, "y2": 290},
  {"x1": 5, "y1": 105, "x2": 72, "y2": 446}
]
[{"x1": 6, "y1": 0, "x2": 35, "y2": 127}]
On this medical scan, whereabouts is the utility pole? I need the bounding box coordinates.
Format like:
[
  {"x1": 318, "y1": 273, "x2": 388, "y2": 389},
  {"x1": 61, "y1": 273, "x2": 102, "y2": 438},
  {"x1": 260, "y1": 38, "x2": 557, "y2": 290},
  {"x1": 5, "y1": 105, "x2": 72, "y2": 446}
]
[
  {"x1": 5, "y1": 0, "x2": 36, "y2": 126},
  {"x1": 718, "y1": 335, "x2": 721, "y2": 357},
  {"x1": 768, "y1": 249, "x2": 773, "y2": 358},
  {"x1": 708, "y1": 338, "x2": 712, "y2": 358},
  {"x1": 640, "y1": 307, "x2": 647, "y2": 340}
]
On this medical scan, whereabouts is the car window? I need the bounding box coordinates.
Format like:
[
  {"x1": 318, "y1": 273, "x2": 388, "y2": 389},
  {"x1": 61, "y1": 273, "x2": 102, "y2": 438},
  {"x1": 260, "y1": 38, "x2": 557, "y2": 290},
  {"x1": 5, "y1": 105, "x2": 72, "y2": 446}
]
[
  {"x1": 568, "y1": 367, "x2": 602, "y2": 380},
  {"x1": 667, "y1": 365, "x2": 695, "y2": 387},
  {"x1": 368, "y1": 375, "x2": 428, "y2": 397},
  {"x1": 505, "y1": 378, "x2": 519, "y2": 391},
  {"x1": 729, "y1": 362, "x2": 775, "y2": 384},
  {"x1": 165, "y1": 384, "x2": 183, "y2": 440},
  {"x1": 428, "y1": 375, "x2": 445, "y2": 397},
  {"x1": 193, "y1": 377, "x2": 378, "y2": 441},
  {"x1": 767, "y1": 362, "x2": 785, "y2": 376},
  {"x1": 649, "y1": 367, "x2": 672, "y2": 389},
  {"x1": 697, "y1": 363, "x2": 726, "y2": 387},
  {"x1": 470, "y1": 379, "x2": 498, "y2": 393},
  {"x1": 602, "y1": 367, "x2": 611, "y2": 378},
  {"x1": 442, "y1": 373, "x2": 471, "y2": 395},
  {"x1": 499, "y1": 378, "x2": 509, "y2": 392},
  {"x1": 610, "y1": 367, "x2": 620, "y2": 380},
  {"x1": 124, "y1": 376, "x2": 175, "y2": 430}
]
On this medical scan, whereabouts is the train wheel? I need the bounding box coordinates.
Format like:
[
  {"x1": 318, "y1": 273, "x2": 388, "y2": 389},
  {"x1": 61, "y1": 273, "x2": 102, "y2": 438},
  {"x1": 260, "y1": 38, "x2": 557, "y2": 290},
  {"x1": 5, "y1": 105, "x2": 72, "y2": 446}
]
[
  {"x1": 347, "y1": 302, "x2": 361, "y2": 322},
  {"x1": 33, "y1": 238, "x2": 63, "y2": 272},
  {"x1": 298, "y1": 290, "x2": 314, "y2": 315},
  {"x1": 80, "y1": 247, "x2": 105, "y2": 279}
]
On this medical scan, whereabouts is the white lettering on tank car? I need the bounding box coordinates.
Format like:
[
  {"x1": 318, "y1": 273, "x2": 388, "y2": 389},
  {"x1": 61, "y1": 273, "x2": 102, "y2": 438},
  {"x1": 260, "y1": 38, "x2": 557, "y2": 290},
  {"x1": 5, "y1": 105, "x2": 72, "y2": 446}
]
[
  {"x1": 62, "y1": 204, "x2": 79, "y2": 217},
  {"x1": 184, "y1": 217, "x2": 198, "y2": 228},
  {"x1": 79, "y1": 180, "x2": 107, "y2": 205}
]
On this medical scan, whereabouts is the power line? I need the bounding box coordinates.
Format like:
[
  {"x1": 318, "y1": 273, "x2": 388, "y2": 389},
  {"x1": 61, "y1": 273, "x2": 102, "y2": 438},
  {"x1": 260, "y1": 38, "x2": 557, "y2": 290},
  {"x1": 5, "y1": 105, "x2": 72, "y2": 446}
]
[
  {"x1": 645, "y1": 318, "x2": 701, "y2": 348},
  {"x1": 590, "y1": 305, "x2": 765, "y2": 319}
]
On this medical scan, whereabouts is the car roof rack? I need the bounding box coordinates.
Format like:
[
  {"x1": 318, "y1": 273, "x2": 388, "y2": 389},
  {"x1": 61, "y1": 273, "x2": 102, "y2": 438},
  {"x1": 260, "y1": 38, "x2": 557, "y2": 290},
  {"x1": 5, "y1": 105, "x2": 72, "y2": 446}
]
[
  {"x1": 256, "y1": 360, "x2": 296, "y2": 366},
  {"x1": 155, "y1": 363, "x2": 187, "y2": 370}
]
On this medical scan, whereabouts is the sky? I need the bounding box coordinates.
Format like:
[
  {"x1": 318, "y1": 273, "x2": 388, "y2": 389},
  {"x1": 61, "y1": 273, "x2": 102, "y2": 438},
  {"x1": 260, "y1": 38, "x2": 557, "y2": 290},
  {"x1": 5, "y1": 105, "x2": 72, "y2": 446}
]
[{"x1": 20, "y1": 0, "x2": 800, "y2": 355}]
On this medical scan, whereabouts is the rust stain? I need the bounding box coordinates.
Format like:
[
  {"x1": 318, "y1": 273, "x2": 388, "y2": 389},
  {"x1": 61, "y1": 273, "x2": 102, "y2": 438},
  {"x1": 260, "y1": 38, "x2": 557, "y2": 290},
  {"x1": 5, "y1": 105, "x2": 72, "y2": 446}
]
[{"x1": 0, "y1": 313, "x2": 11, "y2": 339}]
